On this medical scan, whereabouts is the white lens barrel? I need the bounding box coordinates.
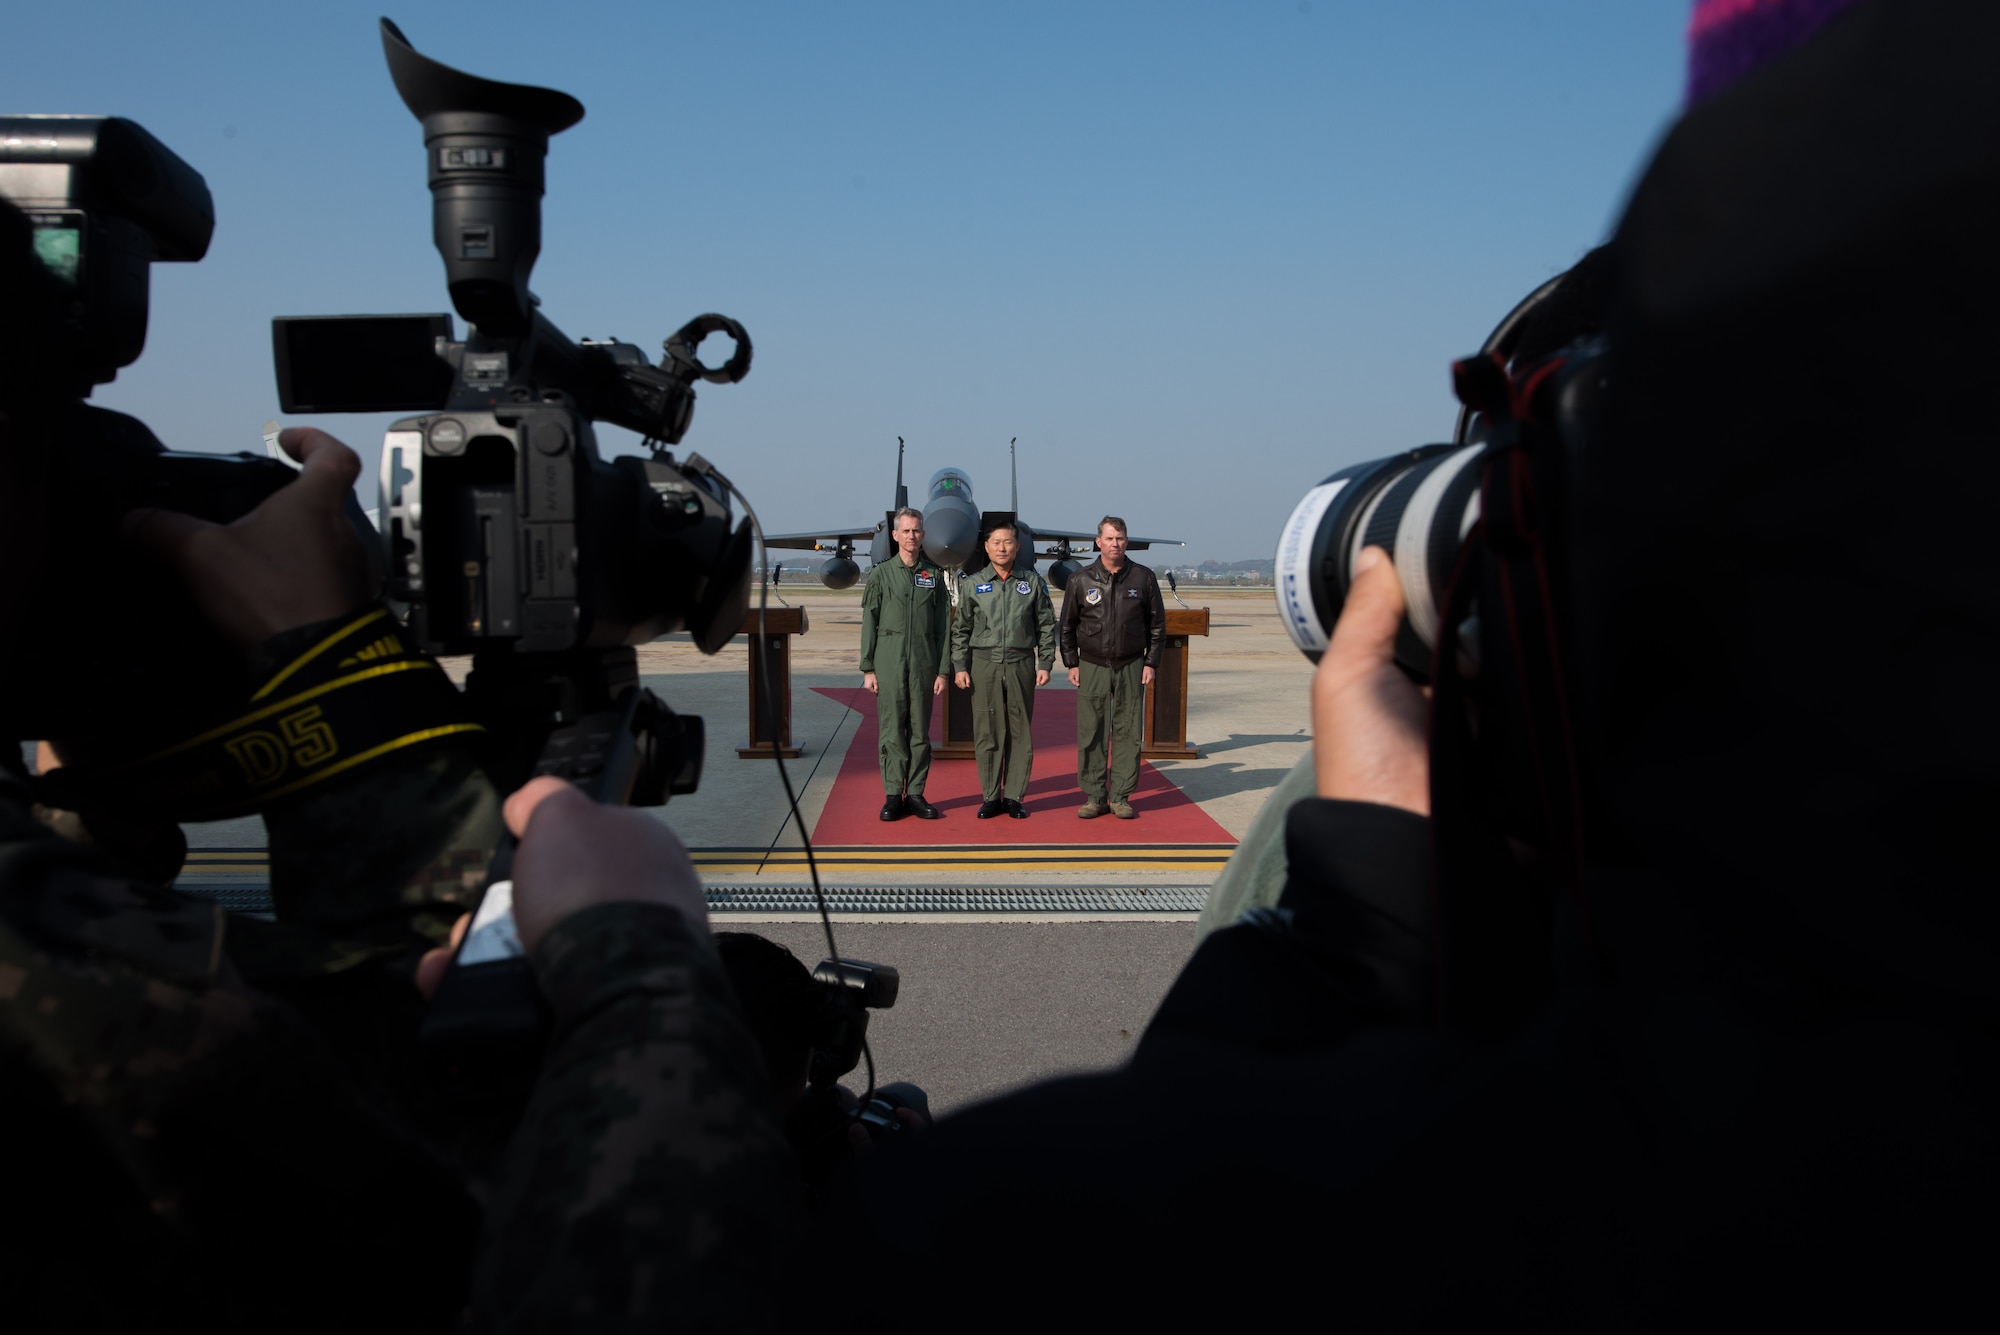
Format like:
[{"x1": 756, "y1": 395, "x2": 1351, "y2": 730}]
[
  {"x1": 1274, "y1": 478, "x2": 1351, "y2": 655},
  {"x1": 1274, "y1": 443, "x2": 1484, "y2": 669},
  {"x1": 1391, "y1": 444, "x2": 1482, "y2": 650}
]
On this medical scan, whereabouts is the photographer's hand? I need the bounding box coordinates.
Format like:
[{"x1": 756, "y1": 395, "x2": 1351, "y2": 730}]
[
  {"x1": 1313, "y1": 546, "x2": 1429, "y2": 814},
  {"x1": 503, "y1": 776, "x2": 708, "y2": 955},
  {"x1": 121, "y1": 427, "x2": 373, "y2": 650}
]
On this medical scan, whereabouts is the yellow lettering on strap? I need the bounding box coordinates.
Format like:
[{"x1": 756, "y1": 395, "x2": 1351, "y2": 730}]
[
  {"x1": 127, "y1": 661, "x2": 435, "y2": 769},
  {"x1": 251, "y1": 607, "x2": 392, "y2": 703},
  {"x1": 252, "y1": 723, "x2": 485, "y2": 804}
]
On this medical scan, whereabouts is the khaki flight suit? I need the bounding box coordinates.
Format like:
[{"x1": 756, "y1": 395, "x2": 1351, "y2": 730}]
[
  {"x1": 859, "y1": 556, "x2": 952, "y2": 797},
  {"x1": 950, "y1": 564, "x2": 1058, "y2": 803}
]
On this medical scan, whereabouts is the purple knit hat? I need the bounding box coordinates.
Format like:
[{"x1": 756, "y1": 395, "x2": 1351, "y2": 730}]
[{"x1": 1685, "y1": 0, "x2": 1868, "y2": 104}]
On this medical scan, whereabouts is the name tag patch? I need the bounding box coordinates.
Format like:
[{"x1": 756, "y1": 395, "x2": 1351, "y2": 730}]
[
  {"x1": 1016, "y1": 581, "x2": 1033, "y2": 595},
  {"x1": 976, "y1": 582, "x2": 995, "y2": 594},
  {"x1": 1127, "y1": 588, "x2": 1141, "y2": 597},
  {"x1": 915, "y1": 571, "x2": 935, "y2": 589},
  {"x1": 1084, "y1": 587, "x2": 1103, "y2": 606}
]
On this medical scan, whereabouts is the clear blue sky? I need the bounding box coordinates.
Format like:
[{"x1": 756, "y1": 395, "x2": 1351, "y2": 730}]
[{"x1": 7, "y1": 0, "x2": 1688, "y2": 564}]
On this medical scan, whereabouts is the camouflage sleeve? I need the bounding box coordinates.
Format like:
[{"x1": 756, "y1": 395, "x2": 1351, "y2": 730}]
[
  {"x1": 0, "y1": 775, "x2": 478, "y2": 1327},
  {"x1": 471, "y1": 901, "x2": 801, "y2": 1334},
  {"x1": 233, "y1": 608, "x2": 503, "y2": 962},
  {"x1": 260, "y1": 748, "x2": 501, "y2": 956}
]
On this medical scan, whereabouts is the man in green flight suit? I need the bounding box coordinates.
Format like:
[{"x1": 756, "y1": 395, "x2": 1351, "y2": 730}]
[
  {"x1": 860, "y1": 507, "x2": 951, "y2": 820},
  {"x1": 950, "y1": 522, "x2": 1057, "y2": 819}
]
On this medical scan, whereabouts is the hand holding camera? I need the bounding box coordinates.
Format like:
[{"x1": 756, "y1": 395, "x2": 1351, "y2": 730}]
[
  {"x1": 1313, "y1": 545, "x2": 1429, "y2": 815},
  {"x1": 123, "y1": 426, "x2": 375, "y2": 650},
  {"x1": 501, "y1": 774, "x2": 708, "y2": 955}
]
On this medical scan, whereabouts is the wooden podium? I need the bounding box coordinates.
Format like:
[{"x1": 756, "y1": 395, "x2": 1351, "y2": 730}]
[
  {"x1": 935, "y1": 603, "x2": 1211, "y2": 760},
  {"x1": 735, "y1": 606, "x2": 809, "y2": 758},
  {"x1": 1142, "y1": 606, "x2": 1210, "y2": 759}
]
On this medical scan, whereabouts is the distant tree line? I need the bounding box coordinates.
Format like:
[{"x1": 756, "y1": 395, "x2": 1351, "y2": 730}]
[{"x1": 1160, "y1": 558, "x2": 1274, "y2": 586}]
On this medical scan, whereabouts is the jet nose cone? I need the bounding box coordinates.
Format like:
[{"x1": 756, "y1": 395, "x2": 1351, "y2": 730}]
[{"x1": 924, "y1": 498, "x2": 979, "y2": 568}]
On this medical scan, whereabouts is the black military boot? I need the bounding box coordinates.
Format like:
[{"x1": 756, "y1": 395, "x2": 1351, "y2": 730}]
[
  {"x1": 906, "y1": 795, "x2": 944, "y2": 820},
  {"x1": 976, "y1": 798, "x2": 1007, "y2": 819},
  {"x1": 880, "y1": 795, "x2": 907, "y2": 821}
]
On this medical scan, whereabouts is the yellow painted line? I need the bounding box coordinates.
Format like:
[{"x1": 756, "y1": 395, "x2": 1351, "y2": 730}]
[
  {"x1": 187, "y1": 845, "x2": 1234, "y2": 876},
  {"x1": 699, "y1": 866, "x2": 1223, "y2": 876},
  {"x1": 692, "y1": 848, "x2": 1233, "y2": 872},
  {"x1": 696, "y1": 845, "x2": 1235, "y2": 857}
]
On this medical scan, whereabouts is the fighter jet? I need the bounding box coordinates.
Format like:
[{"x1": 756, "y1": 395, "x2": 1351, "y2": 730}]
[{"x1": 762, "y1": 438, "x2": 1180, "y2": 590}]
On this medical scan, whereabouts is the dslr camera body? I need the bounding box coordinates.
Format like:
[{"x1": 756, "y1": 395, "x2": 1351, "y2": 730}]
[
  {"x1": 0, "y1": 114, "x2": 347, "y2": 759},
  {"x1": 1272, "y1": 277, "x2": 1611, "y2": 1035}
]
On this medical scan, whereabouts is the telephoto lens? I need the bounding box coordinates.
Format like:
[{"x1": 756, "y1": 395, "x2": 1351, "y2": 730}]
[
  {"x1": 1274, "y1": 440, "x2": 1485, "y2": 677},
  {"x1": 1272, "y1": 263, "x2": 1612, "y2": 680}
]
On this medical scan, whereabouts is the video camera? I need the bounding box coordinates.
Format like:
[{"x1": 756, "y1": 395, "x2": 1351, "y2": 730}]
[
  {"x1": 3, "y1": 22, "x2": 756, "y2": 817},
  {"x1": 787, "y1": 955, "x2": 919, "y2": 1188},
  {"x1": 272, "y1": 19, "x2": 759, "y2": 799}
]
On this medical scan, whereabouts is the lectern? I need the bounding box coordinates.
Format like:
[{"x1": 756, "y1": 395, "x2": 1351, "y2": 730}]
[
  {"x1": 735, "y1": 606, "x2": 809, "y2": 758},
  {"x1": 1141, "y1": 606, "x2": 1210, "y2": 759}
]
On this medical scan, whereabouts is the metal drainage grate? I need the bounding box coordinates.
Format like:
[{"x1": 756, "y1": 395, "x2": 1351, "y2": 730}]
[
  {"x1": 173, "y1": 881, "x2": 279, "y2": 916},
  {"x1": 173, "y1": 882, "x2": 1207, "y2": 915},
  {"x1": 706, "y1": 885, "x2": 1208, "y2": 913}
]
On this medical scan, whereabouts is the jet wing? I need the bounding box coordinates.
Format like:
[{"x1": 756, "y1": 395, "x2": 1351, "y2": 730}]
[
  {"x1": 1031, "y1": 526, "x2": 1184, "y2": 551},
  {"x1": 761, "y1": 526, "x2": 879, "y2": 551}
]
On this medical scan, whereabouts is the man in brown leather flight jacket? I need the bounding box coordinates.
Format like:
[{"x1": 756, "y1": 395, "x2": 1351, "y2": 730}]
[{"x1": 1058, "y1": 517, "x2": 1166, "y2": 819}]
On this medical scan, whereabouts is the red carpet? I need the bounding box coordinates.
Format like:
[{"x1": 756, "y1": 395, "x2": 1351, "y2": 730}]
[{"x1": 809, "y1": 687, "x2": 1236, "y2": 846}]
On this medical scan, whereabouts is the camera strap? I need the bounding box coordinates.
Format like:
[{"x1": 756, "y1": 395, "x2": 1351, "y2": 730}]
[{"x1": 37, "y1": 606, "x2": 483, "y2": 822}]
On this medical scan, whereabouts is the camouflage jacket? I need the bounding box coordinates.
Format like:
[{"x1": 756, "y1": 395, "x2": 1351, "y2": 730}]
[
  {"x1": 469, "y1": 902, "x2": 801, "y2": 1333},
  {"x1": 0, "y1": 608, "x2": 509, "y2": 1329},
  {"x1": 0, "y1": 742, "x2": 498, "y2": 1331},
  {"x1": 5, "y1": 610, "x2": 798, "y2": 1329}
]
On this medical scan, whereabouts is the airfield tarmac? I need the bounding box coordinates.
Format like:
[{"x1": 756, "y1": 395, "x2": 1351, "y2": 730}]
[{"x1": 172, "y1": 585, "x2": 1315, "y2": 1111}]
